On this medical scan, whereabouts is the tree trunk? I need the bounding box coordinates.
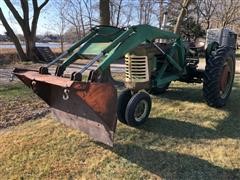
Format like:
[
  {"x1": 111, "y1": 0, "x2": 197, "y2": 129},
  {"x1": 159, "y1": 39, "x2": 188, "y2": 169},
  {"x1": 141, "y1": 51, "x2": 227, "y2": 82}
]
[
  {"x1": 99, "y1": 0, "x2": 117, "y2": 83},
  {"x1": 159, "y1": 0, "x2": 164, "y2": 28},
  {"x1": 100, "y1": 0, "x2": 110, "y2": 25},
  {"x1": 0, "y1": 0, "x2": 49, "y2": 62},
  {"x1": 174, "y1": 0, "x2": 192, "y2": 34},
  {"x1": 116, "y1": 0, "x2": 123, "y2": 27},
  {"x1": 206, "y1": 19, "x2": 210, "y2": 30},
  {"x1": 60, "y1": 35, "x2": 64, "y2": 53},
  {"x1": 0, "y1": 8, "x2": 27, "y2": 61},
  {"x1": 25, "y1": 37, "x2": 35, "y2": 61}
]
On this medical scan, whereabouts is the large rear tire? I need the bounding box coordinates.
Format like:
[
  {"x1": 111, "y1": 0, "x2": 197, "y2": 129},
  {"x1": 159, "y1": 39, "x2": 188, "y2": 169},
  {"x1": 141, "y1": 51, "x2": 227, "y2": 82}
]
[
  {"x1": 203, "y1": 46, "x2": 235, "y2": 107},
  {"x1": 125, "y1": 92, "x2": 151, "y2": 126},
  {"x1": 205, "y1": 41, "x2": 219, "y2": 62},
  {"x1": 117, "y1": 89, "x2": 132, "y2": 124}
]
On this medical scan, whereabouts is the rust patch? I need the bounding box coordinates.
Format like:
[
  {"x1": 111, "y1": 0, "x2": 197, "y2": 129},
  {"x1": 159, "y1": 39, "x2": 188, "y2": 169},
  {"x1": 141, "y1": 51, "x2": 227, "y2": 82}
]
[
  {"x1": 220, "y1": 65, "x2": 230, "y2": 92},
  {"x1": 13, "y1": 68, "x2": 117, "y2": 146}
]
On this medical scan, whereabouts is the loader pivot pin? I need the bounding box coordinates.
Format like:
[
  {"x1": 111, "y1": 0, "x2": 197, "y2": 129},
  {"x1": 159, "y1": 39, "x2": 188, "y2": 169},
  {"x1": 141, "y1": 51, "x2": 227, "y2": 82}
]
[
  {"x1": 71, "y1": 72, "x2": 82, "y2": 81},
  {"x1": 39, "y1": 67, "x2": 49, "y2": 74}
]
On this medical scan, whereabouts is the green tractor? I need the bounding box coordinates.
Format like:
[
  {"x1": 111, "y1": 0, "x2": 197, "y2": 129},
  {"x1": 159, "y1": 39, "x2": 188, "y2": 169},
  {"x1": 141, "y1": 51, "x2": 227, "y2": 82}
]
[{"x1": 13, "y1": 25, "x2": 236, "y2": 146}]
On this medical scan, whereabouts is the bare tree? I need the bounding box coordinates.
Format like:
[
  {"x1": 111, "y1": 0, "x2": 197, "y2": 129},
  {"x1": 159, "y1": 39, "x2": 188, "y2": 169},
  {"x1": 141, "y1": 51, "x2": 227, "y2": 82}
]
[
  {"x1": 60, "y1": 0, "x2": 97, "y2": 40},
  {"x1": 0, "y1": 0, "x2": 49, "y2": 61},
  {"x1": 49, "y1": 0, "x2": 68, "y2": 52},
  {"x1": 61, "y1": 0, "x2": 83, "y2": 39},
  {"x1": 196, "y1": 0, "x2": 217, "y2": 29},
  {"x1": 158, "y1": 0, "x2": 165, "y2": 28},
  {"x1": 110, "y1": 0, "x2": 123, "y2": 27},
  {"x1": 215, "y1": 0, "x2": 240, "y2": 27},
  {"x1": 99, "y1": 0, "x2": 116, "y2": 82},
  {"x1": 138, "y1": 0, "x2": 155, "y2": 24},
  {"x1": 124, "y1": 6, "x2": 133, "y2": 26},
  {"x1": 83, "y1": 0, "x2": 93, "y2": 28},
  {"x1": 174, "y1": 0, "x2": 192, "y2": 33},
  {"x1": 109, "y1": 0, "x2": 135, "y2": 27},
  {"x1": 58, "y1": 5, "x2": 67, "y2": 53}
]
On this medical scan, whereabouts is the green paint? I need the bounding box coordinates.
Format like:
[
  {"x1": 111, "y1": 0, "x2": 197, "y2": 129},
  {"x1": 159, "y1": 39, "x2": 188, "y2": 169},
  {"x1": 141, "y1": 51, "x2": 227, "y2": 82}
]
[{"x1": 57, "y1": 24, "x2": 187, "y2": 89}]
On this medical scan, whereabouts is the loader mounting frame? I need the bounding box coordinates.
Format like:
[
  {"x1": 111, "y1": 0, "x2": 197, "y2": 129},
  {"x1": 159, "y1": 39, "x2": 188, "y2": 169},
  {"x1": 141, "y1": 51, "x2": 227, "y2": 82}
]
[{"x1": 13, "y1": 24, "x2": 187, "y2": 146}]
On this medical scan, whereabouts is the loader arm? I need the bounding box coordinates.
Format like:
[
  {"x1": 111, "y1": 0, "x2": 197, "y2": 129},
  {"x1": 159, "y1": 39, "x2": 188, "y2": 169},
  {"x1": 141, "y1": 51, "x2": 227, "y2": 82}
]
[
  {"x1": 13, "y1": 25, "x2": 185, "y2": 146},
  {"x1": 97, "y1": 25, "x2": 181, "y2": 72},
  {"x1": 57, "y1": 25, "x2": 182, "y2": 77}
]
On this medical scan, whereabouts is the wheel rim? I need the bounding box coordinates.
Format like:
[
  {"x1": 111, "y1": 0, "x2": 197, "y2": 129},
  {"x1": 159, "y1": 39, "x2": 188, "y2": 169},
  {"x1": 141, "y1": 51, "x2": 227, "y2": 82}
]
[
  {"x1": 134, "y1": 100, "x2": 148, "y2": 122},
  {"x1": 220, "y1": 57, "x2": 234, "y2": 99}
]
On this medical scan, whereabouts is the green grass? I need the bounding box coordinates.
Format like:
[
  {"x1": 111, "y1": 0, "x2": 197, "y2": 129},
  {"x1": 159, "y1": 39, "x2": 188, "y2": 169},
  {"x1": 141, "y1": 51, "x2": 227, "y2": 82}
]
[
  {"x1": 0, "y1": 76, "x2": 240, "y2": 179},
  {"x1": 0, "y1": 83, "x2": 32, "y2": 100}
]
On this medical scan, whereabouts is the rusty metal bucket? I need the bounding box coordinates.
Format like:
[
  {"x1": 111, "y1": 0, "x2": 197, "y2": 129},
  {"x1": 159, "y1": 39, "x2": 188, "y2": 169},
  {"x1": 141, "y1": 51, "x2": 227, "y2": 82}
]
[{"x1": 13, "y1": 68, "x2": 117, "y2": 146}]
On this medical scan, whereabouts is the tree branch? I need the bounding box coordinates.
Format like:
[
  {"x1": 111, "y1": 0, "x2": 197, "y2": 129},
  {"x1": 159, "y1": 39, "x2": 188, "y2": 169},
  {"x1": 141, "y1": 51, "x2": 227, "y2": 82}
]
[
  {"x1": 0, "y1": 8, "x2": 26, "y2": 60},
  {"x1": 32, "y1": 0, "x2": 38, "y2": 10},
  {"x1": 39, "y1": 0, "x2": 49, "y2": 10},
  {"x1": 3, "y1": 0, "x2": 23, "y2": 26},
  {"x1": 20, "y1": 0, "x2": 30, "y2": 35},
  {"x1": 20, "y1": 0, "x2": 29, "y2": 22}
]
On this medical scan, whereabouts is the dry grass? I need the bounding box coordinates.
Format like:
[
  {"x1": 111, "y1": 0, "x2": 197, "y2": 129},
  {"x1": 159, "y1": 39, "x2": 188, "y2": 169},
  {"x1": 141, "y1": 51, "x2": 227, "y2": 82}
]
[
  {"x1": 0, "y1": 75, "x2": 240, "y2": 179},
  {"x1": 0, "y1": 48, "x2": 62, "y2": 55},
  {"x1": 0, "y1": 47, "x2": 62, "y2": 66}
]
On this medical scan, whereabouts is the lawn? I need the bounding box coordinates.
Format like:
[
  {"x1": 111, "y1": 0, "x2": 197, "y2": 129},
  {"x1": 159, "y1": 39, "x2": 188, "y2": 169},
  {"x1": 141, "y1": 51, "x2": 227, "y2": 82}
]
[{"x1": 0, "y1": 75, "x2": 240, "y2": 179}]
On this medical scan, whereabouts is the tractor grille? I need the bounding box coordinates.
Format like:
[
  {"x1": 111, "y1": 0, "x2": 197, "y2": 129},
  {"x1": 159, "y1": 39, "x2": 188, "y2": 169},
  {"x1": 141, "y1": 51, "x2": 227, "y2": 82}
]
[{"x1": 125, "y1": 55, "x2": 149, "y2": 82}]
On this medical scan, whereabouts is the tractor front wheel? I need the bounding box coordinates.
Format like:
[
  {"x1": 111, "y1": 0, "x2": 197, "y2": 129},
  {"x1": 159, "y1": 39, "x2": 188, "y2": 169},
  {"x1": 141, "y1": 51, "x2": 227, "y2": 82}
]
[
  {"x1": 125, "y1": 92, "x2": 151, "y2": 126},
  {"x1": 117, "y1": 89, "x2": 132, "y2": 124},
  {"x1": 203, "y1": 46, "x2": 235, "y2": 107}
]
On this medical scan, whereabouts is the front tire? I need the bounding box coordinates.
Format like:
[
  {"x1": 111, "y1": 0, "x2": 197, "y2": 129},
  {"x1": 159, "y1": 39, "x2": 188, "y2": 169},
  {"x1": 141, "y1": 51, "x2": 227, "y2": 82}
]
[
  {"x1": 117, "y1": 89, "x2": 132, "y2": 124},
  {"x1": 125, "y1": 92, "x2": 151, "y2": 126},
  {"x1": 203, "y1": 46, "x2": 235, "y2": 107}
]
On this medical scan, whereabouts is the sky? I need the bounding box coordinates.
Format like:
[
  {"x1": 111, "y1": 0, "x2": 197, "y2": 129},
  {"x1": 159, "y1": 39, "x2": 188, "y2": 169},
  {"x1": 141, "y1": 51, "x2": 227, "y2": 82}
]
[
  {"x1": 0, "y1": 1, "x2": 57, "y2": 35},
  {"x1": 0, "y1": 0, "x2": 161, "y2": 36}
]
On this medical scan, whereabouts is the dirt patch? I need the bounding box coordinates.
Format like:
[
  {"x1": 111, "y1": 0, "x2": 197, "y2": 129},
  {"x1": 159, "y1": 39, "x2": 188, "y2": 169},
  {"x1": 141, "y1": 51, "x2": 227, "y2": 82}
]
[
  {"x1": 0, "y1": 82, "x2": 50, "y2": 129},
  {"x1": 0, "y1": 97, "x2": 49, "y2": 129}
]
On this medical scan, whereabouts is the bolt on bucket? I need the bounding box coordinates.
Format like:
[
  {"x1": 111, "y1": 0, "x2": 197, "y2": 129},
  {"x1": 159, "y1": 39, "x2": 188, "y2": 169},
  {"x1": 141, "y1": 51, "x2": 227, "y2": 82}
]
[{"x1": 13, "y1": 68, "x2": 117, "y2": 146}]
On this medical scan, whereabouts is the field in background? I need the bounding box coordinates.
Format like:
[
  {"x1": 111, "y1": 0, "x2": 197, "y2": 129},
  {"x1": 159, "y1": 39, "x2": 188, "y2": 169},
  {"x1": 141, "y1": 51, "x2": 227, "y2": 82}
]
[
  {"x1": 0, "y1": 74, "x2": 239, "y2": 179},
  {"x1": 0, "y1": 47, "x2": 63, "y2": 65},
  {"x1": 0, "y1": 47, "x2": 63, "y2": 55},
  {"x1": 0, "y1": 48, "x2": 239, "y2": 68}
]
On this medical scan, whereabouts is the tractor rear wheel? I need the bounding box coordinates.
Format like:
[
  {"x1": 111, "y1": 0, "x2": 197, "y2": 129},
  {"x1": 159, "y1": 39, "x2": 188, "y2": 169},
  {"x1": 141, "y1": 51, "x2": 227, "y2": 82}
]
[
  {"x1": 205, "y1": 41, "x2": 219, "y2": 62},
  {"x1": 149, "y1": 83, "x2": 170, "y2": 95},
  {"x1": 117, "y1": 89, "x2": 132, "y2": 124},
  {"x1": 203, "y1": 46, "x2": 235, "y2": 107},
  {"x1": 125, "y1": 92, "x2": 151, "y2": 126}
]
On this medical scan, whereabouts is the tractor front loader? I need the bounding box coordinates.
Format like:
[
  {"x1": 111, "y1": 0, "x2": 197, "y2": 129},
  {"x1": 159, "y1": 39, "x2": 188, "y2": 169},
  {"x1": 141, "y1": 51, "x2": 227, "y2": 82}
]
[{"x1": 13, "y1": 25, "x2": 236, "y2": 146}]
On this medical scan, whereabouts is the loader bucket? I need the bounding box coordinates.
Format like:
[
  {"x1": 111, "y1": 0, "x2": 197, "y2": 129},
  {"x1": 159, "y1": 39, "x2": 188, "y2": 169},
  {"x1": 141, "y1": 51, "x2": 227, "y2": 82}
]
[{"x1": 13, "y1": 68, "x2": 117, "y2": 146}]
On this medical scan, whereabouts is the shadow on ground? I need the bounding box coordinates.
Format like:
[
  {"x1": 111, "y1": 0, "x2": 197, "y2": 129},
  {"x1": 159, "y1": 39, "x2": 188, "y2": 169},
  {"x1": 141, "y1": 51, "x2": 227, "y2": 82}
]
[
  {"x1": 159, "y1": 86, "x2": 205, "y2": 103},
  {"x1": 147, "y1": 80, "x2": 240, "y2": 139},
  {"x1": 109, "y1": 144, "x2": 240, "y2": 179},
  {"x1": 105, "y1": 78, "x2": 240, "y2": 178}
]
